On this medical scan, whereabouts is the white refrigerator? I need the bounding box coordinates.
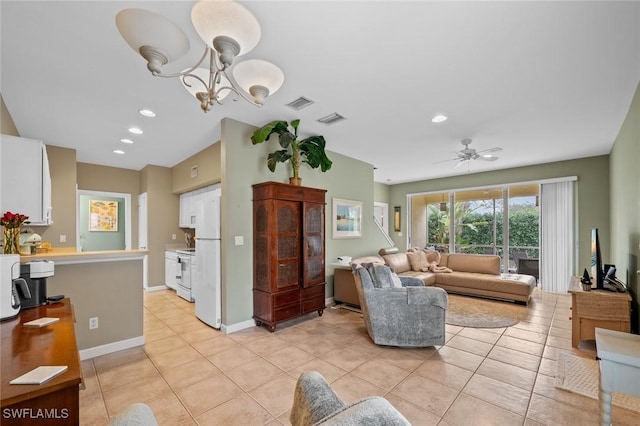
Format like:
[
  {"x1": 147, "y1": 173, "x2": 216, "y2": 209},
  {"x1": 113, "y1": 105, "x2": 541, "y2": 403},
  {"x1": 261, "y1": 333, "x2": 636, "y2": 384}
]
[{"x1": 194, "y1": 186, "x2": 222, "y2": 329}]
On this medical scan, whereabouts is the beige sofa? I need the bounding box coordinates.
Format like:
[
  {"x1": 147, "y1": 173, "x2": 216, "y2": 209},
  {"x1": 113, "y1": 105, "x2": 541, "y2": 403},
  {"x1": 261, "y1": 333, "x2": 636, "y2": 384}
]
[{"x1": 372, "y1": 248, "x2": 536, "y2": 304}]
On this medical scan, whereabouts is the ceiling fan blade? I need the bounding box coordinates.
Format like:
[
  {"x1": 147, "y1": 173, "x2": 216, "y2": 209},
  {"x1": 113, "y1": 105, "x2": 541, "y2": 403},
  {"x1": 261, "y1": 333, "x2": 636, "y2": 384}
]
[
  {"x1": 455, "y1": 159, "x2": 470, "y2": 168},
  {"x1": 433, "y1": 157, "x2": 461, "y2": 164},
  {"x1": 478, "y1": 156, "x2": 499, "y2": 162},
  {"x1": 476, "y1": 147, "x2": 502, "y2": 154}
]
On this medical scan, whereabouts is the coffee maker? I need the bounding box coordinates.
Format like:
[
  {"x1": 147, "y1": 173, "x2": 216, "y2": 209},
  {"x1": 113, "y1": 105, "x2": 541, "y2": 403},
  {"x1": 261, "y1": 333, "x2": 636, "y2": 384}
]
[
  {"x1": 18, "y1": 260, "x2": 55, "y2": 308},
  {"x1": 0, "y1": 254, "x2": 31, "y2": 320}
]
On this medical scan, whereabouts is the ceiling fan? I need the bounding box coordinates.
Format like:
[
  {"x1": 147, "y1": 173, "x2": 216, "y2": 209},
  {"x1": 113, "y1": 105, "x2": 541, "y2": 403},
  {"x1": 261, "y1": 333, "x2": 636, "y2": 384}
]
[{"x1": 436, "y1": 138, "x2": 502, "y2": 168}]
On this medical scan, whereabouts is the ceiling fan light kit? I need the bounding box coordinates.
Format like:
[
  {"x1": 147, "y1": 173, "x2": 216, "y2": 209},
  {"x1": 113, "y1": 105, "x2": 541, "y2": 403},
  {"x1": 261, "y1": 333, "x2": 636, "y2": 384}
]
[{"x1": 115, "y1": 0, "x2": 284, "y2": 112}]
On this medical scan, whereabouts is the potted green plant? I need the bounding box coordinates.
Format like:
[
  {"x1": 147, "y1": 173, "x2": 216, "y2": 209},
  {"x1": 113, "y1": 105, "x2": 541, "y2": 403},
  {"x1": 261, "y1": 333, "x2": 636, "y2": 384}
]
[{"x1": 251, "y1": 119, "x2": 332, "y2": 185}]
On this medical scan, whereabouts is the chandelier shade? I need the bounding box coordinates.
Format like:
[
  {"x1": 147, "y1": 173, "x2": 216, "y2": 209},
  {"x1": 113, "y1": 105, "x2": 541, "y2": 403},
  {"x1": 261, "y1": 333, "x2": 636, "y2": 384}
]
[
  {"x1": 115, "y1": 0, "x2": 283, "y2": 112},
  {"x1": 191, "y1": 0, "x2": 261, "y2": 59},
  {"x1": 116, "y1": 8, "x2": 190, "y2": 74},
  {"x1": 233, "y1": 59, "x2": 284, "y2": 104}
]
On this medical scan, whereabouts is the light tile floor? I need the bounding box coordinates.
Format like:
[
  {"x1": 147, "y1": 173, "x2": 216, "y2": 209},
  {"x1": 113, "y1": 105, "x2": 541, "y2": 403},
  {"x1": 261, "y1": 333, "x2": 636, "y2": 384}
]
[{"x1": 79, "y1": 288, "x2": 640, "y2": 425}]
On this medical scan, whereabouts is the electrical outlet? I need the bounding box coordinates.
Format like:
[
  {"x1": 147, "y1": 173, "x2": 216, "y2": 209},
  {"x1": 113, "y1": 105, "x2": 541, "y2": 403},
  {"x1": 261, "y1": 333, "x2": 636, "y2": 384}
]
[
  {"x1": 172, "y1": 234, "x2": 176, "y2": 240},
  {"x1": 235, "y1": 236, "x2": 244, "y2": 246},
  {"x1": 59, "y1": 235, "x2": 66, "y2": 243},
  {"x1": 89, "y1": 317, "x2": 99, "y2": 330}
]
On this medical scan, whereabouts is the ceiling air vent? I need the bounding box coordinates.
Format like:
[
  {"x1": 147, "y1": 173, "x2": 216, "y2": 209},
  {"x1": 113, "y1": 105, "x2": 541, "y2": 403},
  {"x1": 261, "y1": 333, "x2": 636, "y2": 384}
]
[
  {"x1": 317, "y1": 113, "x2": 346, "y2": 126},
  {"x1": 286, "y1": 97, "x2": 315, "y2": 110}
]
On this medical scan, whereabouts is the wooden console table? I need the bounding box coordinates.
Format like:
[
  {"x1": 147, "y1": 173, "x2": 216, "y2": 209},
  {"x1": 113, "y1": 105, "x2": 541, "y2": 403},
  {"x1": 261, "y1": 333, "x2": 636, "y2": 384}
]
[
  {"x1": 1, "y1": 299, "x2": 82, "y2": 425},
  {"x1": 568, "y1": 278, "x2": 631, "y2": 348}
]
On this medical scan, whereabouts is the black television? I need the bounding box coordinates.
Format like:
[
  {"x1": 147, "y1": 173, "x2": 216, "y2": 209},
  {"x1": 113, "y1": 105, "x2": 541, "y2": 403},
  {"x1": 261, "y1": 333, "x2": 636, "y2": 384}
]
[{"x1": 590, "y1": 228, "x2": 604, "y2": 289}]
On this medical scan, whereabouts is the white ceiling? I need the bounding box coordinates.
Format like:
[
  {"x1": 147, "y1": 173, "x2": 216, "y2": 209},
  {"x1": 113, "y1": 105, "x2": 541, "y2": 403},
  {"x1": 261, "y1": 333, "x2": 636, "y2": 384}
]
[{"x1": 2, "y1": 1, "x2": 639, "y2": 184}]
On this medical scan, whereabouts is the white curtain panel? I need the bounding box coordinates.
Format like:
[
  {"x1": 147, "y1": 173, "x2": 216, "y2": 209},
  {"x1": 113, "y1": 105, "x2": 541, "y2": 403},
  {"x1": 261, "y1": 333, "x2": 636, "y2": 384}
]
[{"x1": 540, "y1": 180, "x2": 575, "y2": 292}]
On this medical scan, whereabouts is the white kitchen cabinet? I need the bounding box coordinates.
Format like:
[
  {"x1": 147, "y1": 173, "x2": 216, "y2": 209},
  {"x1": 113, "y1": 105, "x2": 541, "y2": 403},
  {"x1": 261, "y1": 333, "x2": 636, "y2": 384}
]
[
  {"x1": 179, "y1": 193, "x2": 191, "y2": 228},
  {"x1": 0, "y1": 134, "x2": 52, "y2": 225},
  {"x1": 165, "y1": 250, "x2": 178, "y2": 289},
  {"x1": 179, "y1": 187, "x2": 211, "y2": 228}
]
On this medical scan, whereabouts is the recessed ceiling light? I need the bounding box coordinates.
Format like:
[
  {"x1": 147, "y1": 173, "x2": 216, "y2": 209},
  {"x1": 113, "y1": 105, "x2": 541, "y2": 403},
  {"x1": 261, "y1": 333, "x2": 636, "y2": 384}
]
[
  {"x1": 128, "y1": 127, "x2": 143, "y2": 135},
  {"x1": 120, "y1": 138, "x2": 134, "y2": 144},
  {"x1": 113, "y1": 149, "x2": 125, "y2": 155},
  {"x1": 431, "y1": 114, "x2": 448, "y2": 123},
  {"x1": 139, "y1": 109, "x2": 156, "y2": 117}
]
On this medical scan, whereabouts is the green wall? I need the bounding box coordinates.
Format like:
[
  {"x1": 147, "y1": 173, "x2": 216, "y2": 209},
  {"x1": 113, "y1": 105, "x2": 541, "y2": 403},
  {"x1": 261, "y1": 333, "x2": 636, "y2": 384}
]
[
  {"x1": 220, "y1": 118, "x2": 390, "y2": 326},
  {"x1": 610, "y1": 81, "x2": 640, "y2": 332},
  {"x1": 78, "y1": 195, "x2": 126, "y2": 251},
  {"x1": 388, "y1": 156, "x2": 610, "y2": 279}
]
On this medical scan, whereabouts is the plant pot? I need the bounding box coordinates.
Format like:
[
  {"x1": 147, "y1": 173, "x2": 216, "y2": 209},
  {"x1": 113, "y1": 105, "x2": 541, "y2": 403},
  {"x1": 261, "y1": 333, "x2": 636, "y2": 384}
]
[{"x1": 289, "y1": 177, "x2": 302, "y2": 186}]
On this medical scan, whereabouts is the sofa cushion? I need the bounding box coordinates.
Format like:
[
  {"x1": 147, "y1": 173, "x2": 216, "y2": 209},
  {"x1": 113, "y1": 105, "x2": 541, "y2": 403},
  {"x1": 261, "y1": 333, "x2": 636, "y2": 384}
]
[
  {"x1": 406, "y1": 251, "x2": 429, "y2": 272},
  {"x1": 487, "y1": 274, "x2": 536, "y2": 296},
  {"x1": 381, "y1": 253, "x2": 411, "y2": 274},
  {"x1": 447, "y1": 253, "x2": 500, "y2": 275},
  {"x1": 396, "y1": 270, "x2": 437, "y2": 286},
  {"x1": 435, "y1": 271, "x2": 499, "y2": 290}
]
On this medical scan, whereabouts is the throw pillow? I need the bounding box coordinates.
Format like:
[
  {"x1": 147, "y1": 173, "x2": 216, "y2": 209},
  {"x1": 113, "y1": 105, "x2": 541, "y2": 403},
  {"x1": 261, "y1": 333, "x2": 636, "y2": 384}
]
[
  {"x1": 424, "y1": 250, "x2": 441, "y2": 265},
  {"x1": 363, "y1": 263, "x2": 394, "y2": 289},
  {"x1": 406, "y1": 251, "x2": 424, "y2": 272}
]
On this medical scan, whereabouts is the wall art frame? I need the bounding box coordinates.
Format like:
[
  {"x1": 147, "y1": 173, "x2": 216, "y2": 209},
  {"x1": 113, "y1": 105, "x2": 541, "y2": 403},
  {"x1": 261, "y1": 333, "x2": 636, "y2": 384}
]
[{"x1": 332, "y1": 198, "x2": 362, "y2": 239}]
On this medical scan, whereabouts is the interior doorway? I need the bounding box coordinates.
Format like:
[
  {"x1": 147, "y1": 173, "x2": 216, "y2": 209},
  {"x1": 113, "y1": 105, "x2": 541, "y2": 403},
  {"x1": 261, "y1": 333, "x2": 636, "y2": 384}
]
[{"x1": 76, "y1": 190, "x2": 132, "y2": 251}]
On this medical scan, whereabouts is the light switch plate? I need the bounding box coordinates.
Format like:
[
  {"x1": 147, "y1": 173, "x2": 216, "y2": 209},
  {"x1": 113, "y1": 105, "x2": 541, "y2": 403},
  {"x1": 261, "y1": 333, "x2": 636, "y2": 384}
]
[{"x1": 234, "y1": 236, "x2": 244, "y2": 246}]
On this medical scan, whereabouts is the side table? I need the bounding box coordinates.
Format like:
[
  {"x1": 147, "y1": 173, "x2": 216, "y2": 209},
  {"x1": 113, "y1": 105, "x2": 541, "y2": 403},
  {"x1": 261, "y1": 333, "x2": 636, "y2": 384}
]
[
  {"x1": 567, "y1": 277, "x2": 631, "y2": 347},
  {"x1": 332, "y1": 263, "x2": 360, "y2": 307},
  {"x1": 595, "y1": 327, "x2": 640, "y2": 426}
]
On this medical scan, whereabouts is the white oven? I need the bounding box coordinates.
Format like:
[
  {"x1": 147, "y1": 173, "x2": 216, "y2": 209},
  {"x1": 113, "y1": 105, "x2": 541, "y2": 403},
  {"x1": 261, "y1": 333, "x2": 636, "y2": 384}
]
[{"x1": 176, "y1": 249, "x2": 195, "y2": 302}]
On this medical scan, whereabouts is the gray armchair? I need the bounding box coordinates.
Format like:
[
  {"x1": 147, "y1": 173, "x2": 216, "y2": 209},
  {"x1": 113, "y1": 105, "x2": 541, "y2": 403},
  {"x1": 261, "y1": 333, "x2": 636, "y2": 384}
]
[
  {"x1": 107, "y1": 403, "x2": 157, "y2": 425},
  {"x1": 290, "y1": 371, "x2": 410, "y2": 426},
  {"x1": 353, "y1": 263, "x2": 447, "y2": 347}
]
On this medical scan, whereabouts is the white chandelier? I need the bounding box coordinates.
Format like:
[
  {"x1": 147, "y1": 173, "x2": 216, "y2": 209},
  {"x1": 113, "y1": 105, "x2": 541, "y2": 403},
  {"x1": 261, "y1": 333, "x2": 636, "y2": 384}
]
[{"x1": 116, "y1": 0, "x2": 284, "y2": 112}]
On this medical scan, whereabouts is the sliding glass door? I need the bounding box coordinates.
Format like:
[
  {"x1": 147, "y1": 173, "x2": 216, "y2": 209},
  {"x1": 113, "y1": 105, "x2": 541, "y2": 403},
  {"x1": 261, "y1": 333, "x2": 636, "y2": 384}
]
[{"x1": 409, "y1": 184, "x2": 540, "y2": 277}]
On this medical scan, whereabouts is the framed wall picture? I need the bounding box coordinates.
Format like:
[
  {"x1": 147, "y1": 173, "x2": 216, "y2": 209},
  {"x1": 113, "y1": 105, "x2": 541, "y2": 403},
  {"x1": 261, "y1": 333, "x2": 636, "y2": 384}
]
[
  {"x1": 89, "y1": 200, "x2": 119, "y2": 232},
  {"x1": 333, "y1": 198, "x2": 362, "y2": 239}
]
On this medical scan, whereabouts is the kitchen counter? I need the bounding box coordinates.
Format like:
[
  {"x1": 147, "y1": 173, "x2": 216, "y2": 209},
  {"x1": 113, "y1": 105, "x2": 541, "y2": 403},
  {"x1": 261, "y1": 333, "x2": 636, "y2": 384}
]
[
  {"x1": 19, "y1": 248, "x2": 147, "y2": 265},
  {"x1": 16, "y1": 248, "x2": 146, "y2": 358}
]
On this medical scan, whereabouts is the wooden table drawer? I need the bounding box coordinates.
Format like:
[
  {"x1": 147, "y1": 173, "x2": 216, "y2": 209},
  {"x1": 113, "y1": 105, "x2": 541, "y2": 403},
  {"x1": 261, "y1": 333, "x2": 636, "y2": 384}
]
[
  {"x1": 274, "y1": 290, "x2": 300, "y2": 307},
  {"x1": 301, "y1": 284, "x2": 325, "y2": 300},
  {"x1": 274, "y1": 304, "x2": 301, "y2": 322},
  {"x1": 302, "y1": 296, "x2": 325, "y2": 313}
]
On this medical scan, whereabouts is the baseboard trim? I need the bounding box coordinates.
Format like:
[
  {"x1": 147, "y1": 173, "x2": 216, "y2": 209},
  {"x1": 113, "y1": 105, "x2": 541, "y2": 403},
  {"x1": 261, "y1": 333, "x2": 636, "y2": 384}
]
[
  {"x1": 222, "y1": 298, "x2": 335, "y2": 334},
  {"x1": 146, "y1": 285, "x2": 168, "y2": 292},
  {"x1": 79, "y1": 336, "x2": 145, "y2": 360},
  {"x1": 221, "y1": 319, "x2": 256, "y2": 334}
]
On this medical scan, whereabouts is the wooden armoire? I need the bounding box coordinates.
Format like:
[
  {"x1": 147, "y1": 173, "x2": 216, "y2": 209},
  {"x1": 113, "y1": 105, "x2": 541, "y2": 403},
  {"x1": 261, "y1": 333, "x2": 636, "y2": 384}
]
[{"x1": 252, "y1": 181, "x2": 327, "y2": 332}]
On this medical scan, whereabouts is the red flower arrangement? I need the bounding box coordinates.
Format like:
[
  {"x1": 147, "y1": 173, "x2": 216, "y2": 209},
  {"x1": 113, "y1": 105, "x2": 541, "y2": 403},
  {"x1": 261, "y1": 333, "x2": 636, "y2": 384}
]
[
  {"x1": 1, "y1": 211, "x2": 30, "y2": 229},
  {"x1": 2, "y1": 211, "x2": 30, "y2": 254}
]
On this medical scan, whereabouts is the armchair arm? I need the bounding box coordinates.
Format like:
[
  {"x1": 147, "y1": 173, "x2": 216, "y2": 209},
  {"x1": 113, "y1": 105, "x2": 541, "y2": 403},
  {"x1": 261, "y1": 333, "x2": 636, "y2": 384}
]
[
  {"x1": 315, "y1": 396, "x2": 410, "y2": 425},
  {"x1": 290, "y1": 372, "x2": 345, "y2": 426},
  {"x1": 407, "y1": 286, "x2": 448, "y2": 309}
]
